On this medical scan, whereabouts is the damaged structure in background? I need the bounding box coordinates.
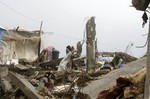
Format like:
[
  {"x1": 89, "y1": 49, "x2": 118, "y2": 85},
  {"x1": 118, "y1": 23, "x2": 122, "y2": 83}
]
[
  {"x1": 0, "y1": 18, "x2": 96, "y2": 98},
  {"x1": 0, "y1": 15, "x2": 141, "y2": 99},
  {"x1": 0, "y1": 27, "x2": 42, "y2": 64}
]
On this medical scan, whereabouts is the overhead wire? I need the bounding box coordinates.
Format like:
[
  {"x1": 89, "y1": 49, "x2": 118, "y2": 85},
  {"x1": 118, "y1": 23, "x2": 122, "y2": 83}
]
[
  {"x1": 0, "y1": 1, "x2": 40, "y2": 23},
  {"x1": 53, "y1": 32, "x2": 82, "y2": 40},
  {"x1": 136, "y1": 33, "x2": 149, "y2": 48},
  {"x1": 0, "y1": 1, "x2": 88, "y2": 41}
]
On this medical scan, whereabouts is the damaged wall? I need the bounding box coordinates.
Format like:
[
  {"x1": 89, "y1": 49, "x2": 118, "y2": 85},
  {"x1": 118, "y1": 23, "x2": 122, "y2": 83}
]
[{"x1": 0, "y1": 28, "x2": 41, "y2": 63}]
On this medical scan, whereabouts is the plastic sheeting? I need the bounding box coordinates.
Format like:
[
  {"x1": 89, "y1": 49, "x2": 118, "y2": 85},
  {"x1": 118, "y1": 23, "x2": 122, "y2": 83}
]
[
  {"x1": 0, "y1": 28, "x2": 41, "y2": 63},
  {"x1": 57, "y1": 51, "x2": 72, "y2": 71}
]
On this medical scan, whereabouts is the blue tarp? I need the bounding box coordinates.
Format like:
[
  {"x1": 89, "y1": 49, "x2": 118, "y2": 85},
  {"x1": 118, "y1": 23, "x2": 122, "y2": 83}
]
[{"x1": 0, "y1": 28, "x2": 6, "y2": 47}]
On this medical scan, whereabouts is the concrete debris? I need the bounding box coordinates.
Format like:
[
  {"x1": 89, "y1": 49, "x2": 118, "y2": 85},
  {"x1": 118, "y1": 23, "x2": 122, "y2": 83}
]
[
  {"x1": 0, "y1": 16, "x2": 147, "y2": 99},
  {"x1": 0, "y1": 66, "x2": 8, "y2": 77},
  {"x1": 0, "y1": 47, "x2": 143, "y2": 99},
  {"x1": 97, "y1": 66, "x2": 146, "y2": 99},
  {"x1": 8, "y1": 72, "x2": 44, "y2": 99},
  {"x1": 0, "y1": 78, "x2": 13, "y2": 94}
]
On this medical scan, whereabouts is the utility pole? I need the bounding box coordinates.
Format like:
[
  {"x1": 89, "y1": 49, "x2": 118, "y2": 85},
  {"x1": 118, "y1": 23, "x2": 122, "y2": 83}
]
[
  {"x1": 144, "y1": 17, "x2": 150, "y2": 99},
  {"x1": 38, "y1": 21, "x2": 43, "y2": 64},
  {"x1": 86, "y1": 17, "x2": 96, "y2": 73}
]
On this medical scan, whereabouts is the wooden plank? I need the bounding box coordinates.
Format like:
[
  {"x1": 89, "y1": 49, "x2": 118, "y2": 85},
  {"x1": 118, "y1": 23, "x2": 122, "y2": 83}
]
[{"x1": 8, "y1": 72, "x2": 44, "y2": 99}]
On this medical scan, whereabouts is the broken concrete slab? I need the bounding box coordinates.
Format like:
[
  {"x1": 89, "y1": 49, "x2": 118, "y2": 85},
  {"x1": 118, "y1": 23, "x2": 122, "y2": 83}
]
[
  {"x1": 8, "y1": 72, "x2": 44, "y2": 99},
  {"x1": 0, "y1": 78, "x2": 13, "y2": 93},
  {"x1": 0, "y1": 66, "x2": 8, "y2": 77},
  {"x1": 14, "y1": 64, "x2": 30, "y2": 70},
  {"x1": 83, "y1": 57, "x2": 146, "y2": 99}
]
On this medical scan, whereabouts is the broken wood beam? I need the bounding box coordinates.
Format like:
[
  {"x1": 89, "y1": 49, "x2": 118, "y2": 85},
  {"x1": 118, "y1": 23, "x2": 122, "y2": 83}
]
[
  {"x1": 40, "y1": 58, "x2": 63, "y2": 68},
  {"x1": 73, "y1": 56, "x2": 86, "y2": 63},
  {"x1": 8, "y1": 72, "x2": 44, "y2": 99}
]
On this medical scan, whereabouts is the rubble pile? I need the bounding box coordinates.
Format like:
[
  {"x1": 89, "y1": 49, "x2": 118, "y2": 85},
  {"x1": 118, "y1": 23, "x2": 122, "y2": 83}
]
[
  {"x1": 0, "y1": 15, "x2": 147, "y2": 99},
  {"x1": 0, "y1": 58, "x2": 93, "y2": 99},
  {"x1": 1, "y1": 45, "x2": 128, "y2": 99},
  {"x1": 0, "y1": 42, "x2": 141, "y2": 99},
  {"x1": 97, "y1": 67, "x2": 146, "y2": 99}
]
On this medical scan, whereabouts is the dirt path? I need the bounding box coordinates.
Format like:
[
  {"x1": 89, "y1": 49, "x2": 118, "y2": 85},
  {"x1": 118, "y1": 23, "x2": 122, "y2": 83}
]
[{"x1": 83, "y1": 57, "x2": 146, "y2": 99}]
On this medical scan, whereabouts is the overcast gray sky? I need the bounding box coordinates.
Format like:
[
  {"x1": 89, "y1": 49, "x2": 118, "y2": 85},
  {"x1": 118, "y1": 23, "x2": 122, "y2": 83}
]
[{"x1": 0, "y1": 0, "x2": 148, "y2": 58}]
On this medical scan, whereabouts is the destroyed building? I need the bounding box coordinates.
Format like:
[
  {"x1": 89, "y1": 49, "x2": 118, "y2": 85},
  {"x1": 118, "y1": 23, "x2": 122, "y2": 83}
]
[{"x1": 0, "y1": 0, "x2": 150, "y2": 97}]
